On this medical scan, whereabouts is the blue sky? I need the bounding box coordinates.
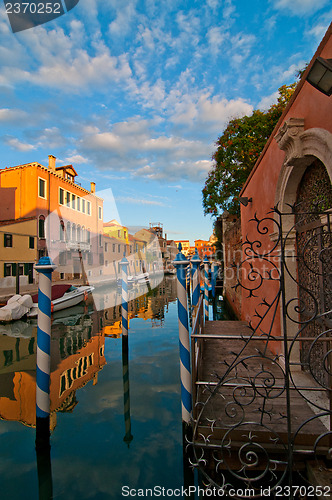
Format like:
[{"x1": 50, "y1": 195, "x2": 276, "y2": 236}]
[{"x1": 0, "y1": 1, "x2": 331, "y2": 243}]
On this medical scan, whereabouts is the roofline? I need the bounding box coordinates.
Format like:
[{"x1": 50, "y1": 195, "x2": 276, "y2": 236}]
[
  {"x1": 0, "y1": 216, "x2": 36, "y2": 226},
  {"x1": 0, "y1": 162, "x2": 98, "y2": 197},
  {"x1": 56, "y1": 164, "x2": 78, "y2": 175},
  {"x1": 240, "y1": 21, "x2": 332, "y2": 196}
]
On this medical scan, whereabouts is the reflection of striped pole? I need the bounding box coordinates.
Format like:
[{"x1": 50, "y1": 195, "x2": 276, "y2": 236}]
[
  {"x1": 122, "y1": 335, "x2": 133, "y2": 447},
  {"x1": 173, "y1": 243, "x2": 192, "y2": 423},
  {"x1": 120, "y1": 255, "x2": 129, "y2": 337},
  {"x1": 35, "y1": 256, "x2": 56, "y2": 449},
  {"x1": 203, "y1": 255, "x2": 210, "y2": 322},
  {"x1": 191, "y1": 249, "x2": 201, "y2": 310}
]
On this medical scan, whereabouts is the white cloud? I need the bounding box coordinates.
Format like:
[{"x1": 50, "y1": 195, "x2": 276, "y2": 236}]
[
  {"x1": 171, "y1": 93, "x2": 253, "y2": 130},
  {"x1": 222, "y1": 0, "x2": 236, "y2": 20},
  {"x1": 5, "y1": 137, "x2": 35, "y2": 152},
  {"x1": 257, "y1": 91, "x2": 279, "y2": 111},
  {"x1": 30, "y1": 127, "x2": 67, "y2": 149},
  {"x1": 207, "y1": 27, "x2": 227, "y2": 56},
  {"x1": 0, "y1": 22, "x2": 133, "y2": 91},
  {"x1": 307, "y1": 15, "x2": 332, "y2": 40},
  {"x1": 65, "y1": 154, "x2": 89, "y2": 164},
  {"x1": 109, "y1": 2, "x2": 137, "y2": 37},
  {"x1": 230, "y1": 32, "x2": 256, "y2": 66},
  {"x1": 133, "y1": 158, "x2": 212, "y2": 182},
  {"x1": 116, "y1": 196, "x2": 165, "y2": 206},
  {"x1": 272, "y1": 0, "x2": 329, "y2": 15},
  {"x1": 198, "y1": 94, "x2": 253, "y2": 123},
  {"x1": 0, "y1": 108, "x2": 27, "y2": 122},
  {"x1": 77, "y1": 114, "x2": 214, "y2": 183},
  {"x1": 33, "y1": 52, "x2": 132, "y2": 90}
]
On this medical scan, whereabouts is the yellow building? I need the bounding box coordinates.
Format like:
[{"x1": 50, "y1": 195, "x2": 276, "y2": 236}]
[
  {"x1": 0, "y1": 217, "x2": 37, "y2": 286},
  {"x1": 103, "y1": 220, "x2": 129, "y2": 245},
  {"x1": 128, "y1": 234, "x2": 147, "y2": 274},
  {"x1": 174, "y1": 240, "x2": 190, "y2": 256}
]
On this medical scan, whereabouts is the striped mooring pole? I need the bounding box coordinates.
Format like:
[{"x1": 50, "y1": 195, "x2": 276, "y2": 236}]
[
  {"x1": 173, "y1": 243, "x2": 192, "y2": 424},
  {"x1": 191, "y1": 249, "x2": 201, "y2": 311},
  {"x1": 120, "y1": 254, "x2": 129, "y2": 337},
  {"x1": 203, "y1": 255, "x2": 210, "y2": 322},
  {"x1": 35, "y1": 256, "x2": 56, "y2": 449}
]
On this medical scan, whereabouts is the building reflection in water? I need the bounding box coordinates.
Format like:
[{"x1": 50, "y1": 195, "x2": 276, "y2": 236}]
[
  {"x1": 0, "y1": 276, "x2": 178, "y2": 499},
  {"x1": 0, "y1": 276, "x2": 177, "y2": 431}
]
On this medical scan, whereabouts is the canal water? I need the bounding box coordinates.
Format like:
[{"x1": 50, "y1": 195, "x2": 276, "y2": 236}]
[{"x1": 0, "y1": 276, "x2": 189, "y2": 499}]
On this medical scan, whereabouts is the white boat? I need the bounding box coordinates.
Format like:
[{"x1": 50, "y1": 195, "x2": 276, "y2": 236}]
[
  {"x1": 27, "y1": 284, "x2": 94, "y2": 318},
  {"x1": 136, "y1": 272, "x2": 149, "y2": 284},
  {"x1": 117, "y1": 272, "x2": 150, "y2": 286}
]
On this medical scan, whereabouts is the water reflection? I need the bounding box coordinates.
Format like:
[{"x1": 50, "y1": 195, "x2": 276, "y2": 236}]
[
  {"x1": 0, "y1": 276, "x2": 181, "y2": 499},
  {"x1": 0, "y1": 276, "x2": 177, "y2": 431}
]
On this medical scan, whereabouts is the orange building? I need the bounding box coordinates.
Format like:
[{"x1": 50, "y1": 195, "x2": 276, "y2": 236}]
[
  {"x1": 0, "y1": 155, "x2": 104, "y2": 282},
  {"x1": 194, "y1": 239, "x2": 216, "y2": 259}
]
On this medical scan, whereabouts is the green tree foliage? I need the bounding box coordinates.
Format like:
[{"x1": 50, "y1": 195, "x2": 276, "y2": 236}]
[{"x1": 202, "y1": 84, "x2": 296, "y2": 216}]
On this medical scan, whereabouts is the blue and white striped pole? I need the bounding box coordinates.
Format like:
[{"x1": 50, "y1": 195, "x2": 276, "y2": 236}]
[
  {"x1": 173, "y1": 243, "x2": 192, "y2": 424},
  {"x1": 191, "y1": 249, "x2": 201, "y2": 311},
  {"x1": 203, "y1": 255, "x2": 210, "y2": 322},
  {"x1": 120, "y1": 254, "x2": 129, "y2": 337},
  {"x1": 34, "y1": 256, "x2": 56, "y2": 449}
]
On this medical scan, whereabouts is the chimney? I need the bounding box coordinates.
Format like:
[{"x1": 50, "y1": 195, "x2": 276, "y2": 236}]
[
  {"x1": 48, "y1": 155, "x2": 56, "y2": 171},
  {"x1": 91, "y1": 182, "x2": 96, "y2": 194}
]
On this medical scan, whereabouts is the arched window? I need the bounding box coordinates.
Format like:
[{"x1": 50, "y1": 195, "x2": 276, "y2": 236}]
[
  {"x1": 77, "y1": 225, "x2": 81, "y2": 243},
  {"x1": 60, "y1": 220, "x2": 65, "y2": 241},
  {"x1": 72, "y1": 223, "x2": 76, "y2": 242},
  {"x1": 38, "y1": 215, "x2": 45, "y2": 239}
]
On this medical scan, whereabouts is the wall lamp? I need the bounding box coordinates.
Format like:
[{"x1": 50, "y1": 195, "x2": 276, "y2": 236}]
[
  {"x1": 239, "y1": 197, "x2": 252, "y2": 207},
  {"x1": 306, "y1": 57, "x2": 332, "y2": 96}
]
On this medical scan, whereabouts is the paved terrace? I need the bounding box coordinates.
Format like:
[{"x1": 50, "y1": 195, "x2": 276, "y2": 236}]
[{"x1": 193, "y1": 320, "x2": 329, "y2": 460}]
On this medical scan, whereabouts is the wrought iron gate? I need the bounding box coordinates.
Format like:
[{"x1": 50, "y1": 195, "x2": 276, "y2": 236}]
[{"x1": 190, "y1": 207, "x2": 332, "y2": 498}]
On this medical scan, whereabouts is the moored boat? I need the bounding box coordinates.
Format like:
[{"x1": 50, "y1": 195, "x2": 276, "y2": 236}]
[{"x1": 28, "y1": 284, "x2": 94, "y2": 318}]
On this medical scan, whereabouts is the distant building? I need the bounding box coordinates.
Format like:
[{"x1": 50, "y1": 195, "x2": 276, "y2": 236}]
[
  {"x1": 103, "y1": 219, "x2": 129, "y2": 245},
  {"x1": 166, "y1": 240, "x2": 178, "y2": 262},
  {"x1": 194, "y1": 239, "x2": 216, "y2": 259},
  {"x1": 135, "y1": 228, "x2": 163, "y2": 273},
  {"x1": 174, "y1": 240, "x2": 190, "y2": 256}
]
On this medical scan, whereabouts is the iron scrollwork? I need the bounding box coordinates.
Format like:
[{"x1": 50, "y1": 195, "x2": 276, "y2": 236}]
[{"x1": 190, "y1": 207, "x2": 332, "y2": 498}]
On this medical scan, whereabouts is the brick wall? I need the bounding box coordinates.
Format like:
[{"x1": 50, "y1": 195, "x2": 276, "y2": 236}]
[{"x1": 222, "y1": 214, "x2": 242, "y2": 318}]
